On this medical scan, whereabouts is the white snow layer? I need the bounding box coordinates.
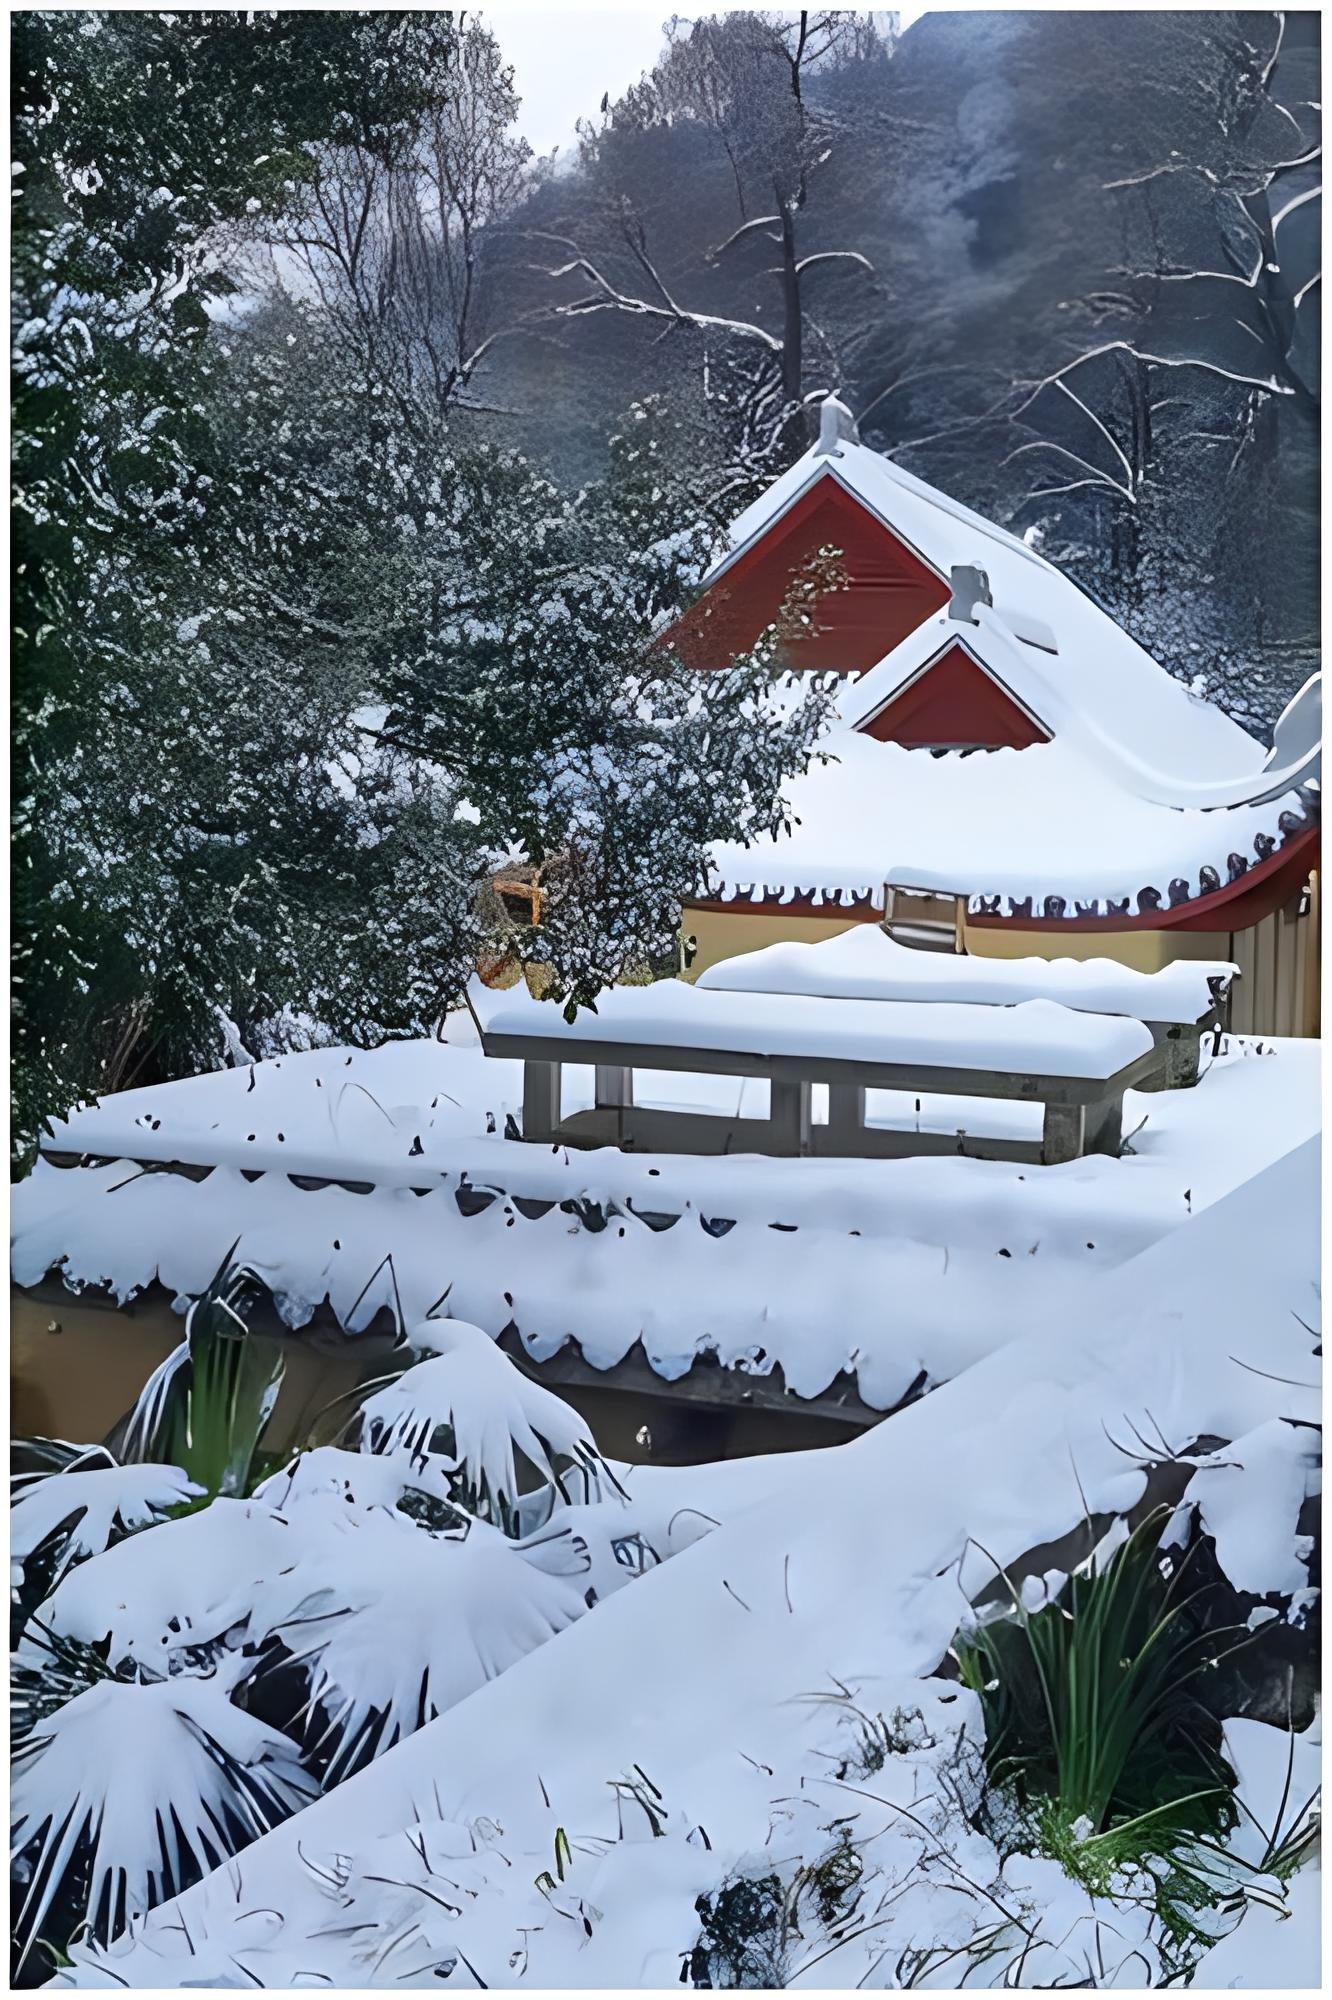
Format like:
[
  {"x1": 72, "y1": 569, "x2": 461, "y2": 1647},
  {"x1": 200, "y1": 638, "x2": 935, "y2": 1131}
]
[
  {"x1": 704, "y1": 728, "x2": 1308, "y2": 915},
  {"x1": 13, "y1": 1035, "x2": 1318, "y2": 1407},
  {"x1": 468, "y1": 975, "x2": 1156, "y2": 1077},
  {"x1": 698, "y1": 924, "x2": 1235, "y2": 1022},
  {"x1": 15, "y1": 1032, "x2": 1312, "y2": 1408},
  {"x1": 1182, "y1": 1418, "x2": 1321, "y2": 1597},
  {"x1": 53, "y1": 1138, "x2": 1320, "y2": 1988}
]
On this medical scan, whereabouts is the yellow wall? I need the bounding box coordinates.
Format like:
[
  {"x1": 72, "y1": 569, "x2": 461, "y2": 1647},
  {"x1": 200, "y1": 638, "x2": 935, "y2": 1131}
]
[
  {"x1": 682, "y1": 902, "x2": 1235, "y2": 978},
  {"x1": 962, "y1": 921, "x2": 1234, "y2": 975},
  {"x1": 684, "y1": 905, "x2": 863, "y2": 976}
]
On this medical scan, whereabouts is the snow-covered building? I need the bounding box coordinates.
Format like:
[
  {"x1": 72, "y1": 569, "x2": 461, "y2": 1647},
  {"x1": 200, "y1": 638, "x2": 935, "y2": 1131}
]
[{"x1": 670, "y1": 397, "x2": 1321, "y2": 1038}]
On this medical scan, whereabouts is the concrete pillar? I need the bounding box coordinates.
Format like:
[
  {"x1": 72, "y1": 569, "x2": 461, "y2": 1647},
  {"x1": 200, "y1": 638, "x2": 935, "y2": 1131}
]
[
  {"x1": 768, "y1": 1079, "x2": 813, "y2": 1157},
  {"x1": 594, "y1": 1065, "x2": 634, "y2": 1108},
  {"x1": 1081, "y1": 1093, "x2": 1124, "y2": 1158},
  {"x1": 1165, "y1": 1024, "x2": 1203, "y2": 1089},
  {"x1": 827, "y1": 1083, "x2": 867, "y2": 1154},
  {"x1": 523, "y1": 1060, "x2": 562, "y2": 1142},
  {"x1": 594, "y1": 1063, "x2": 634, "y2": 1145},
  {"x1": 1041, "y1": 1101, "x2": 1085, "y2": 1165}
]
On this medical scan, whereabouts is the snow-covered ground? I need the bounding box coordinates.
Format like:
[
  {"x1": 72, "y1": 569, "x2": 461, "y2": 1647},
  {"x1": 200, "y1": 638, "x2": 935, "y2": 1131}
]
[
  {"x1": 53, "y1": 1138, "x2": 1321, "y2": 1988},
  {"x1": 13, "y1": 1025, "x2": 1319, "y2": 1407}
]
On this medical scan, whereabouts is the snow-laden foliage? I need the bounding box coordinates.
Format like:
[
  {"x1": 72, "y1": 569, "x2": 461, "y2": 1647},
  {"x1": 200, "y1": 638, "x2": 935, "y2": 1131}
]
[
  {"x1": 10, "y1": 1462, "x2": 202, "y2": 1594},
  {"x1": 11, "y1": 1674, "x2": 317, "y2": 1970},
  {"x1": 10, "y1": 12, "x2": 469, "y2": 1164},
  {"x1": 12, "y1": 6, "x2": 834, "y2": 1167},
  {"x1": 7, "y1": 1260, "x2": 711, "y2": 1971},
  {"x1": 248, "y1": 1502, "x2": 591, "y2": 1780},
  {"x1": 36, "y1": 1498, "x2": 296, "y2": 1671},
  {"x1": 355, "y1": 1317, "x2": 611, "y2": 1520},
  {"x1": 252, "y1": 1445, "x2": 451, "y2": 1517}
]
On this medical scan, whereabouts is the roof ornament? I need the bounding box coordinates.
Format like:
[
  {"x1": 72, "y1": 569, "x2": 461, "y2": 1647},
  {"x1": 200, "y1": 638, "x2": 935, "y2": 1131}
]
[
  {"x1": 948, "y1": 564, "x2": 992, "y2": 624},
  {"x1": 1263, "y1": 671, "x2": 1321, "y2": 786},
  {"x1": 813, "y1": 393, "x2": 859, "y2": 457}
]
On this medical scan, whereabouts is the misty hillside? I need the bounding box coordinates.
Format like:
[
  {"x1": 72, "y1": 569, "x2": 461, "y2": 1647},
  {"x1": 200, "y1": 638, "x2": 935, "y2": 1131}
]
[{"x1": 486, "y1": 8, "x2": 1319, "y2": 735}]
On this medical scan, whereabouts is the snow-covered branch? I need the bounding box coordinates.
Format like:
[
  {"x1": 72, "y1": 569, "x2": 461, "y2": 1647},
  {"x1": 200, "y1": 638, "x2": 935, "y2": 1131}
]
[
  {"x1": 1001, "y1": 439, "x2": 1136, "y2": 507},
  {"x1": 793, "y1": 250, "x2": 874, "y2": 277},
  {"x1": 1014, "y1": 339, "x2": 1292, "y2": 405},
  {"x1": 706, "y1": 214, "x2": 782, "y2": 261},
  {"x1": 532, "y1": 234, "x2": 784, "y2": 354}
]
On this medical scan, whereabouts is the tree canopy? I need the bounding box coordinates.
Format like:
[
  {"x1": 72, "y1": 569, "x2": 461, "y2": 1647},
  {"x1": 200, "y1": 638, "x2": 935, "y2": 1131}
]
[{"x1": 11, "y1": 9, "x2": 831, "y2": 1166}]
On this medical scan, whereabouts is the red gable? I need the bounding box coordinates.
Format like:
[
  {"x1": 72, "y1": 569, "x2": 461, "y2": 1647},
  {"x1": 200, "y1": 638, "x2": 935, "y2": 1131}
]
[
  {"x1": 858, "y1": 642, "x2": 1050, "y2": 750},
  {"x1": 668, "y1": 477, "x2": 949, "y2": 674}
]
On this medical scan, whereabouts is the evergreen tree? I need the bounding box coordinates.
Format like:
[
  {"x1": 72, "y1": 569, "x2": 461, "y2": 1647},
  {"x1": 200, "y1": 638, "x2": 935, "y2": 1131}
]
[
  {"x1": 12, "y1": 10, "x2": 457, "y2": 1157},
  {"x1": 12, "y1": 13, "x2": 832, "y2": 1165}
]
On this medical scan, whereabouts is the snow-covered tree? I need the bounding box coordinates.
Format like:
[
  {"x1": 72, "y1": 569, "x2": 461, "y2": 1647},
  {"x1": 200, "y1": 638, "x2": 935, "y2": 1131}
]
[
  {"x1": 11, "y1": 11, "x2": 470, "y2": 1160},
  {"x1": 534, "y1": 10, "x2": 896, "y2": 465},
  {"x1": 983, "y1": 11, "x2": 1319, "y2": 731},
  {"x1": 252, "y1": 14, "x2": 536, "y2": 428},
  {"x1": 11, "y1": 12, "x2": 834, "y2": 1165}
]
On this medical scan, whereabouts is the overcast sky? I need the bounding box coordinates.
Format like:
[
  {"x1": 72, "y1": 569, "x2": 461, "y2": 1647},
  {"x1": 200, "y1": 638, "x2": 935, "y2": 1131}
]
[{"x1": 497, "y1": 8, "x2": 922, "y2": 159}]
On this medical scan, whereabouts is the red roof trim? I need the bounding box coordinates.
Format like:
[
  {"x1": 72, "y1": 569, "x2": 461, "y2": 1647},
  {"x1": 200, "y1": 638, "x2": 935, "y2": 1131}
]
[{"x1": 690, "y1": 826, "x2": 1319, "y2": 934}]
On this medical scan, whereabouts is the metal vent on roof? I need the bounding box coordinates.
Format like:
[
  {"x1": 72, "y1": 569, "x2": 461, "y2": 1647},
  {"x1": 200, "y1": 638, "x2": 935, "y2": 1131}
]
[
  {"x1": 948, "y1": 564, "x2": 992, "y2": 623},
  {"x1": 814, "y1": 393, "x2": 859, "y2": 457}
]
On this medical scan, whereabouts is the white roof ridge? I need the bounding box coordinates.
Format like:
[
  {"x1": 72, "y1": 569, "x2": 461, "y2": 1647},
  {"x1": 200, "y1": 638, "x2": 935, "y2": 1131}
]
[
  {"x1": 842, "y1": 439, "x2": 1050, "y2": 571},
  {"x1": 970, "y1": 606, "x2": 1320, "y2": 811}
]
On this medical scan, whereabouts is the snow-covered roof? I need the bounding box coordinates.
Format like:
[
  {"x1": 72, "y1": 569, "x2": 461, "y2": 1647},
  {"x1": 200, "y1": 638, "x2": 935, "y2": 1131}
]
[
  {"x1": 469, "y1": 976, "x2": 1155, "y2": 1080},
  {"x1": 710, "y1": 425, "x2": 1267, "y2": 784},
  {"x1": 15, "y1": 1028, "x2": 1319, "y2": 1410},
  {"x1": 698, "y1": 927, "x2": 1236, "y2": 1024},
  {"x1": 706, "y1": 726, "x2": 1313, "y2": 918}
]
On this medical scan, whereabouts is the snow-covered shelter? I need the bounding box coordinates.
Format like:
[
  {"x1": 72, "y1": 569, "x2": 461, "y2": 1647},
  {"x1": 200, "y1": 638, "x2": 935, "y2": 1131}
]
[
  {"x1": 669, "y1": 396, "x2": 1321, "y2": 1037},
  {"x1": 467, "y1": 971, "x2": 1164, "y2": 1165}
]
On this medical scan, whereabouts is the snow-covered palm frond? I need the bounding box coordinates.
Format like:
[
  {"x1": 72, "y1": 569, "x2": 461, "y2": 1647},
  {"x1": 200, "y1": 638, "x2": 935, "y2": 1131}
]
[
  {"x1": 355, "y1": 1317, "x2": 613, "y2": 1522},
  {"x1": 36, "y1": 1497, "x2": 294, "y2": 1670},
  {"x1": 11, "y1": 1618, "x2": 136, "y2": 1751},
  {"x1": 250, "y1": 1503, "x2": 590, "y2": 1780},
  {"x1": 12, "y1": 1461, "x2": 203, "y2": 1595},
  {"x1": 253, "y1": 1444, "x2": 455, "y2": 1518},
  {"x1": 10, "y1": 1674, "x2": 318, "y2": 1968}
]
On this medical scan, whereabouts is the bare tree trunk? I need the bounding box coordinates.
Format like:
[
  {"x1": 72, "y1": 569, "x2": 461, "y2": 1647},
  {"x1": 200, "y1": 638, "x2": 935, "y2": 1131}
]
[
  {"x1": 779, "y1": 204, "x2": 802, "y2": 407},
  {"x1": 777, "y1": 200, "x2": 814, "y2": 450},
  {"x1": 1109, "y1": 350, "x2": 1152, "y2": 593}
]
